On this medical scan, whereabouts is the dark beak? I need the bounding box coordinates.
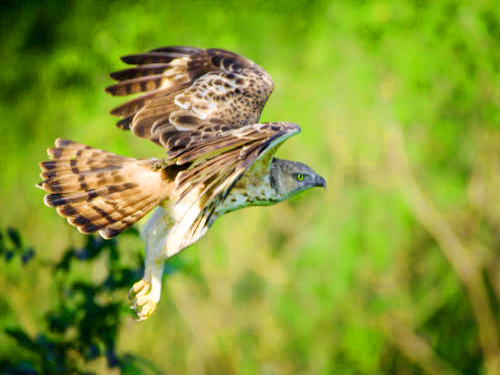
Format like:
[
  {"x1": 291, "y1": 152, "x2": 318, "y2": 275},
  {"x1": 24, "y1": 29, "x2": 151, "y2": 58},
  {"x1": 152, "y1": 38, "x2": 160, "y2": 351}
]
[{"x1": 314, "y1": 176, "x2": 326, "y2": 189}]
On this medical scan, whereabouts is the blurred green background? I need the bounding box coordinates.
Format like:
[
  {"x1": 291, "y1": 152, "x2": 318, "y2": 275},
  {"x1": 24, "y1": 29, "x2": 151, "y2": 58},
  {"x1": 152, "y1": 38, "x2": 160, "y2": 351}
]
[{"x1": 1, "y1": 0, "x2": 500, "y2": 373}]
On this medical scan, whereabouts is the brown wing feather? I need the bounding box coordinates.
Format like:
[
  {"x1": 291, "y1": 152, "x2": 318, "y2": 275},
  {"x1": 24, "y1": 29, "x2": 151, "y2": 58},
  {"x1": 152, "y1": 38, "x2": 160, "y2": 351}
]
[
  {"x1": 106, "y1": 46, "x2": 274, "y2": 147},
  {"x1": 165, "y1": 122, "x2": 300, "y2": 252}
]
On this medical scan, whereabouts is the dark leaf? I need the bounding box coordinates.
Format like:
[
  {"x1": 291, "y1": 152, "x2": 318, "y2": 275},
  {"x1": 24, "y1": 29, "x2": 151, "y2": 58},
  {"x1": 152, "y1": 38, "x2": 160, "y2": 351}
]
[
  {"x1": 21, "y1": 248, "x2": 35, "y2": 264},
  {"x1": 85, "y1": 343, "x2": 100, "y2": 361},
  {"x1": 5, "y1": 251, "x2": 14, "y2": 262},
  {"x1": 54, "y1": 249, "x2": 75, "y2": 271},
  {"x1": 5, "y1": 328, "x2": 40, "y2": 353},
  {"x1": 106, "y1": 346, "x2": 119, "y2": 368},
  {"x1": 0, "y1": 230, "x2": 4, "y2": 254},
  {"x1": 7, "y1": 227, "x2": 21, "y2": 248}
]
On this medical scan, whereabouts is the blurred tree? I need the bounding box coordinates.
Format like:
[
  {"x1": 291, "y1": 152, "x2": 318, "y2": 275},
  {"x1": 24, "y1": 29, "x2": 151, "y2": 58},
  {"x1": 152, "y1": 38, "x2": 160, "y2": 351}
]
[{"x1": 0, "y1": 228, "x2": 162, "y2": 375}]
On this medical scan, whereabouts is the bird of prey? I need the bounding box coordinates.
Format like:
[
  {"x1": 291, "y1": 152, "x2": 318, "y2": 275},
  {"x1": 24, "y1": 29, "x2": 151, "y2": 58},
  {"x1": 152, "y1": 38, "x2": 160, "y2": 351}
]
[{"x1": 38, "y1": 46, "x2": 326, "y2": 321}]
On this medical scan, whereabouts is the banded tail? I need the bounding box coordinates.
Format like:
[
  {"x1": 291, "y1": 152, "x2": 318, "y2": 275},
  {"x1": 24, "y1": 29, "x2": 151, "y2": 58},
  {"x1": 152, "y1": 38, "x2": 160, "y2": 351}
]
[{"x1": 37, "y1": 139, "x2": 169, "y2": 239}]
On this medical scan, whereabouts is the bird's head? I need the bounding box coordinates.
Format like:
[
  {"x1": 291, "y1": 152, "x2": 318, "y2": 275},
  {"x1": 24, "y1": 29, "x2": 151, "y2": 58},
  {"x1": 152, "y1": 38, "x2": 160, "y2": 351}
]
[{"x1": 270, "y1": 158, "x2": 326, "y2": 200}]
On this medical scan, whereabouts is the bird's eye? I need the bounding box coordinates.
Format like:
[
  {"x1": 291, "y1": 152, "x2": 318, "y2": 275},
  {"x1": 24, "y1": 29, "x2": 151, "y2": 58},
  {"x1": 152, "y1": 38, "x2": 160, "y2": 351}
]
[{"x1": 296, "y1": 173, "x2": 304, "y2": 181}]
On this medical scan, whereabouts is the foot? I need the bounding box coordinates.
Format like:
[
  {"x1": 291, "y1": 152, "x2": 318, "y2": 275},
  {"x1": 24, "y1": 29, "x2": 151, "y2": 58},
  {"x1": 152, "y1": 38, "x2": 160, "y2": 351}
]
[{"x1": 129, "y1": 279, "x2": 158, "y2": 321}]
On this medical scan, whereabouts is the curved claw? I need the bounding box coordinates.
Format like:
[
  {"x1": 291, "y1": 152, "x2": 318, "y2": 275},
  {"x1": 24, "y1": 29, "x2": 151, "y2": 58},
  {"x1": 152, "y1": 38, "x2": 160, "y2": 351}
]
[{"x1": 129, "y1": 279, "x2": 158, "y2": 321}]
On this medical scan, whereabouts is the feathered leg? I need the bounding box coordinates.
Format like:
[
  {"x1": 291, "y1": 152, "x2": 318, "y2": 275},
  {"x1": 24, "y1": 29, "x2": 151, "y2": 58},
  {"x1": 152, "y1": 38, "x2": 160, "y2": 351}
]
[{"x1": 129, "y1": 205, "x2": 174, "y2": 321}]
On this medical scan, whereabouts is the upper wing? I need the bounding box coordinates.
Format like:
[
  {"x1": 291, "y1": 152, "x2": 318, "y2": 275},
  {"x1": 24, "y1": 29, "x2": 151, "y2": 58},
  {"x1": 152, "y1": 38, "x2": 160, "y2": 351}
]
[
  {"x1": 165, "y1": 122, "x2": 301, "y2": 254},
  {"x1": 106, "y1": 46, "x2": 275, "y2": 151},
  {"x1": 106, "y1": 46, "x2": 290, "y2": 252}
]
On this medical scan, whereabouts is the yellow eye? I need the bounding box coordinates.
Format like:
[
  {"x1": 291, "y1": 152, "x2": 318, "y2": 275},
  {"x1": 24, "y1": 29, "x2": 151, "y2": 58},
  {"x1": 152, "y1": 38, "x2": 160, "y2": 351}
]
[{"x1": 297, "y1": 174, "x2": 304, "y2": 181}]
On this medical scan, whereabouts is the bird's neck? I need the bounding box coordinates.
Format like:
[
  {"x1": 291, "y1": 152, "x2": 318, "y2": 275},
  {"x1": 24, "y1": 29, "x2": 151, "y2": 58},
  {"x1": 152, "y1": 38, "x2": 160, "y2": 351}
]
[{"x1": 213, "y1": 157, "x2": 283, "y2": 217}]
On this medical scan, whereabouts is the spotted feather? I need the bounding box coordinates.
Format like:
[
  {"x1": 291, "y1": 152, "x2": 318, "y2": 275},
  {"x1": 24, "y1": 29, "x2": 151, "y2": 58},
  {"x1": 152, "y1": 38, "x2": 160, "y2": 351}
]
[
  {"x1": 104, "y1": 47, "x2": 300, "y2": 250},
  {"x1": 164, "y1": 122, "x2": 301, "y2": 253},
  {"x1": 38, "y1": 46, "x2": 327, "y2": 322},
  {"x1": 106, "y1": 46, "x2": 274, "y2": 151}
]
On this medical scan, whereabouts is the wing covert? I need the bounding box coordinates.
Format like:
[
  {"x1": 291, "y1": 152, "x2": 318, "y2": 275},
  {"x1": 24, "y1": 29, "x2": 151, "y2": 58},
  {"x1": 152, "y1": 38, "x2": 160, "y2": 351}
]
[
  {"x1": 106, "y1": 46, "x2": 275, "y2": 151},
  {"x1": 165, "y1": 122, "x2": 300, "y2": 253},
  {"x1": 106, "y1": 47, "x2": 290, "y2": 253}
]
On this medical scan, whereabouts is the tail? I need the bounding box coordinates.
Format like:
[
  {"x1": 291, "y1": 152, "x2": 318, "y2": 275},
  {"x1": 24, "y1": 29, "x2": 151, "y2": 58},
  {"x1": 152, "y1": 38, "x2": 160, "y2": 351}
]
[{"x1": 37, "y1": 139, "x2": 169, "y2": 239}]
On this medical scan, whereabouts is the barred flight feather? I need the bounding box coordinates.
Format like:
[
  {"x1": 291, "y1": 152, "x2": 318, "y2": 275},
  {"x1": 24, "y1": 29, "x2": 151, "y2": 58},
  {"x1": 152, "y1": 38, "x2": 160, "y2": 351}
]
[
  {"x1": 38, "y1": 46, "x2": 321, "y2": 322},
  {"x1": 106, "y1": 46, "x2": 274, "y2": 158}
]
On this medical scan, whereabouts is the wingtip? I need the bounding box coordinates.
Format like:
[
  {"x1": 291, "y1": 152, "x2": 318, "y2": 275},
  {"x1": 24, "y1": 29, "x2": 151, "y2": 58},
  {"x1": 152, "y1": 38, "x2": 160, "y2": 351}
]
[
  {"x1": 109, "y1": 71, "x2": 121, "y2": 81},
  {"x1": 55, "y1": 138, "x2": 73, "y2": 147},
  {"x1": 104, "y1": 85, "x2": 116, "y2": 95},
  {"x1": 289, "y1": 122, "x2": 301, "y2": 133},
  {"x1": 120, "y1": 54, "x2": 138, "y2": 65},
  {"x1": 110, "y1": 106, "x2": 122, "y2": 116}
]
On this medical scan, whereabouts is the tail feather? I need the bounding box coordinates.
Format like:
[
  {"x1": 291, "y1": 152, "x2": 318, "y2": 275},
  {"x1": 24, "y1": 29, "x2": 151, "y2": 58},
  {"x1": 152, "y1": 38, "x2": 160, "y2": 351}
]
[
  {"x1": 38, "y1": 139, "x2": 170, "y2": 238},
  {"x1": 99, "y1": 199, "x2": 160, "y2": 239}
]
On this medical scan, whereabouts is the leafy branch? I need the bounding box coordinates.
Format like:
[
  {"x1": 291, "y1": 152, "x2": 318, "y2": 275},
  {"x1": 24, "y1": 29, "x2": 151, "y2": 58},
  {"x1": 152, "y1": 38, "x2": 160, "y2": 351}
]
[{"x1": 0, "y1": 228, "x2": 163, "y2": 375}]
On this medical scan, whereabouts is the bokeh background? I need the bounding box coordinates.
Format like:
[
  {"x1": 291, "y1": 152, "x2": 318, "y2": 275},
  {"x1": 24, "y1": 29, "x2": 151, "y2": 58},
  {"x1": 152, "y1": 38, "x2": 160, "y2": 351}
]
[{"x1": 1, "y1": 0, "x2": 500, "y2": 374}]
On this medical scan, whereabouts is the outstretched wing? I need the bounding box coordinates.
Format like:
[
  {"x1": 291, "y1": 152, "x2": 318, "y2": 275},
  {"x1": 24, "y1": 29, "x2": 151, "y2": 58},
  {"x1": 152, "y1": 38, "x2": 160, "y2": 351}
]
[
  {"x1": 106, "y1": 46, "x2": 291, "y2": 253},
  {"x1": 106, "y1": 46, "x2": 275, "y2": 152},
  {"x1": 166, "y1": 122, "x2": 301, "y2": 254}
]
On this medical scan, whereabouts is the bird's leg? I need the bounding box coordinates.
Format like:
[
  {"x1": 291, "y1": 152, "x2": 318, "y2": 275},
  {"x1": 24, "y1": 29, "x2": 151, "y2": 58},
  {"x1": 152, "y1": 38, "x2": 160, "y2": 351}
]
[
  {"x1": 129, "y1": 207, "x2": 172, "y2": 321},
  {"x1": 129, "y1": 240, "x2": 165, "y2": 321}
]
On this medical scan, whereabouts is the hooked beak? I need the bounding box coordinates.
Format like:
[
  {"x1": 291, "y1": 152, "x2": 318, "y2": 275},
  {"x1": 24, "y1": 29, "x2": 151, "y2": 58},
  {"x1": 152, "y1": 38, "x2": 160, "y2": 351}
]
[{"x1": 314, "y1": 175, "x2": 326, "y2": 189}]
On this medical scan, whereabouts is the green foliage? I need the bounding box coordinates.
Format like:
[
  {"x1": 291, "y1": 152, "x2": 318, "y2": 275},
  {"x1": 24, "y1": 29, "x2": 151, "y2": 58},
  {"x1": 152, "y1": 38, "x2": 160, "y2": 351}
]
[
  {"x1": 0, "y1": 228, "x2": 35, "y2": 264},
  {"x1": 0, "y1": 228, "x2": 161, "y2": 374}
]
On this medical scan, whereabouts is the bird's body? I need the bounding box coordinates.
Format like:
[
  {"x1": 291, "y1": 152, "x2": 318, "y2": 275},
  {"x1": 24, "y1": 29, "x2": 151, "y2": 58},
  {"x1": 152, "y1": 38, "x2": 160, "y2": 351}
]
[{"x1": 38, "y1": 46, "x2": 325, "y2": 320}]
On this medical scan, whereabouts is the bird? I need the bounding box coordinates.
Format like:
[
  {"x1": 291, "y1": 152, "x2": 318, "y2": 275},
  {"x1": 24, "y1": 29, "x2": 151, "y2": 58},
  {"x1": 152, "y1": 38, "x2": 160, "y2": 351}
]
[{"x1": 37, "y1": 46, "x2": 326, "y2": 321}]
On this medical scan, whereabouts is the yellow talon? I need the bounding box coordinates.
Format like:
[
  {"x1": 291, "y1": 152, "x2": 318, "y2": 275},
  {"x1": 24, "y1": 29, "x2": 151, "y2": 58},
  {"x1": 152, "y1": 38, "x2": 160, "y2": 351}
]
[
  {"x1": 136, "y1": 301, "x2": 158, "y2": 321},
  {"x1": 128, "y1": 279, "x2": 158, "y2": 321}
]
